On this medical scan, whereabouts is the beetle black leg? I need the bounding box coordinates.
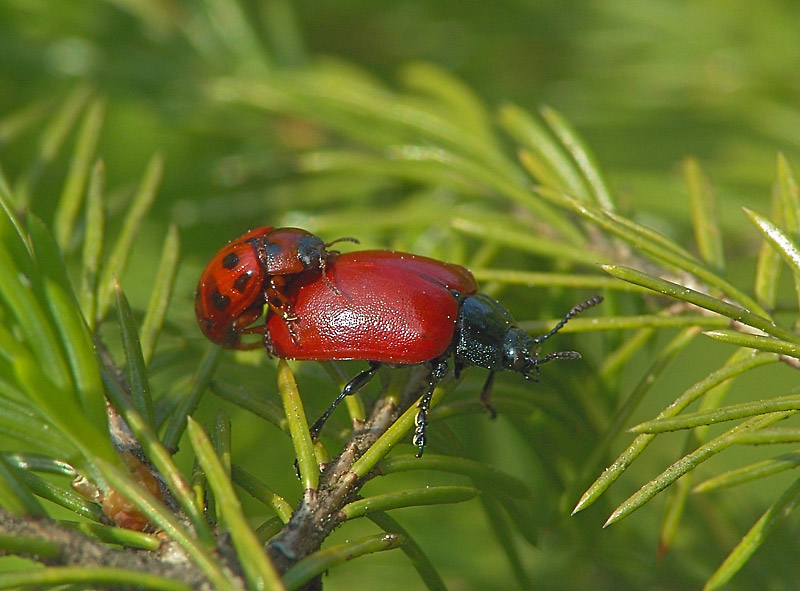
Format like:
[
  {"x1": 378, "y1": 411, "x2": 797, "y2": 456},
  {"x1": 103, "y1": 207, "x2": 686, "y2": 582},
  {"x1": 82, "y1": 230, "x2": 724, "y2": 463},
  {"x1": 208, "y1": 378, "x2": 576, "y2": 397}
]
[
  {"x1": 412, "y1": 358, "x2": 448, "y2": 458},
  {"x1": 479, "y1": 371, "x2": 498, "y2": 419},
  {"x1": 309, "y1": 361, "x2": 382, "y2": 440},
  {"x1": 453, "y1": 359, "x2": 466, "y2": 380}
]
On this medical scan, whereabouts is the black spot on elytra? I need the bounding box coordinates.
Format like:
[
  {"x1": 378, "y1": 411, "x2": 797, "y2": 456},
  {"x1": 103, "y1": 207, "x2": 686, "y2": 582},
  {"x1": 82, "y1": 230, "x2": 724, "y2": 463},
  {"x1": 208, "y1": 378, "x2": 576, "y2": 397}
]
[
  {"x1": 211, "y1": 289, "x2": 230, "y2": 311},
  {"x1": 233, "y1": 270, "x2": 254, "y2": 293},
  {"x1": 222, "y1": 252, "x2": 239, "y2": 269}
]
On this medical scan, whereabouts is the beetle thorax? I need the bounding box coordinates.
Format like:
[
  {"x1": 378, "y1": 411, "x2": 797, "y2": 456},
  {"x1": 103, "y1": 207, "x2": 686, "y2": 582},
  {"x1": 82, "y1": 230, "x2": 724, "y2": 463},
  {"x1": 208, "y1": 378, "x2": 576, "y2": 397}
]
[{"x1": 454, "y1": 293, "x2": 517, "y2": 371}]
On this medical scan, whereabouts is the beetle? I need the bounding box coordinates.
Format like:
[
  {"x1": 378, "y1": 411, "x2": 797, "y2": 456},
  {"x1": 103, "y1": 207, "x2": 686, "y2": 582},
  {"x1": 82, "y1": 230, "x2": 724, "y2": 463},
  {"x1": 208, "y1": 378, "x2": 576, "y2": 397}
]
[
  {"x1": 265, "y1": 249, "x2": 602, "y2": 456},
  {"x1": 195, "y1": 226, "x2": 355, "y2": 349}
]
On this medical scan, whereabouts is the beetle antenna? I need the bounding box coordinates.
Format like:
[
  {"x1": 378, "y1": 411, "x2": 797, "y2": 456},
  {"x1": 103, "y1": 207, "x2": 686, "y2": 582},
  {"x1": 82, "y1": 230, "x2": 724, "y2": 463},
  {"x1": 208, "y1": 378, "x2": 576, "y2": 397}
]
[
  {"x1": 325, "y1": 236, "x2": 360, "y2": 248},
  {"x1": 532, "y1": 295, "x2": 603, "y2": 345},
  {"x1": 522, "y1": 350, "x2": 581, "y2": 380},
  {"x1": 537, "y1": 350, "x2": 581, "y2": 364}
]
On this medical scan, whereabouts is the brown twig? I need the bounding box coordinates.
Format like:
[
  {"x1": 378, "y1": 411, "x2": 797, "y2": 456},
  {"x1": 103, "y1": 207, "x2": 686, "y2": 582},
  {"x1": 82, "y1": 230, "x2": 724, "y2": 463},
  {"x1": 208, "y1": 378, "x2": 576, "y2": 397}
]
[
  {"x1": 0, "y1": 510, "x2": 210, "y2": 589},
  {"x1": 266, "y1": 365, "x2": 432, "y2": 586}
]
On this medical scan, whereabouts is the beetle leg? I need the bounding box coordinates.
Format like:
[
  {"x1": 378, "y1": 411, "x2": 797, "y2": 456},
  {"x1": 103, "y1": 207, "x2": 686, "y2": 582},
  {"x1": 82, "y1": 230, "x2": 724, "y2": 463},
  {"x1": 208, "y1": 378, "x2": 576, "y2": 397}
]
[
  {"x1": 265, "y1": 278, "x2": 298, "y2": 320},
  {"x1": 319, "y1": 238, "x2": 361, "y2": 297},
  {"x1": 453, "y1": 359, "x2": 466, "y2": 380},
  {"x1": 265, "y1": 278, "x2": 302, "y2": 346},
  {"x1": 309, "y1": 361, "x2": 382, "y2": 440},
  {"x1": 319, "y1": 257, "x2": 341, "y2": 296},
  {"x1": 412, "y1": 358, "x2": 449, "y2": 458},
  {"x1": 479, "y1": 371, "x2": 498, "y2": 419},
  {"x1": 228, "y1": 304, "x2": 271, "y2": 350},
  {"x1": 222, "y1": 304, "x2": 266, "y2": 349},
  {"x1": 234, "y1": 323, "x2": 270, "y2": 351},
  {"x1": 260, "y1": 327, "x2": 275, "y2": 358},
  {"x1": 284, "y1": 319, "x2": 301, "y2": 347}
]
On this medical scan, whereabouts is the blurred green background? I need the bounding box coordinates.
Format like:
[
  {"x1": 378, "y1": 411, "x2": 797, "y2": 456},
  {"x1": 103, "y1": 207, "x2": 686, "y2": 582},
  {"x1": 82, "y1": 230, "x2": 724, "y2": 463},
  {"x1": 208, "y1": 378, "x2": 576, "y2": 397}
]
[
  {"x1": 2, "y1": 1, "x2": 800, "y2": 590},
  {"x1": 5, "y1": 1, "x2": 800, "y2": 224}
]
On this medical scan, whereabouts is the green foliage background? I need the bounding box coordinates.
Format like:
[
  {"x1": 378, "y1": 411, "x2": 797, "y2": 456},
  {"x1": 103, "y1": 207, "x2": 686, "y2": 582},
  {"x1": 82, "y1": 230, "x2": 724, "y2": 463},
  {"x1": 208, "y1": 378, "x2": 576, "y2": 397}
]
[{"x1": 1, "y1": 1, "x2": 800, "y2": 590}]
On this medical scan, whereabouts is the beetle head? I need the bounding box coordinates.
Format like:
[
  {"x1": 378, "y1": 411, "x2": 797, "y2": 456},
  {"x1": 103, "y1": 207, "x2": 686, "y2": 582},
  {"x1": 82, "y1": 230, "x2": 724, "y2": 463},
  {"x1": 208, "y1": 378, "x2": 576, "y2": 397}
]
[{"x1": 502, "y1": 328, "x2": 538, "y2": 376}]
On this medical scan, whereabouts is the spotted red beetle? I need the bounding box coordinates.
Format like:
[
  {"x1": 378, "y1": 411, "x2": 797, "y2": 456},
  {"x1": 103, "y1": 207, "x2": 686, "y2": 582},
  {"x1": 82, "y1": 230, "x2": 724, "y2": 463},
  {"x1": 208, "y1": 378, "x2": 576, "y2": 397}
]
[
  {"x1": 194, "y1": 226, "x2": 355, "y2": 349},
  {"x1": 265, "y1": 249, "x2": 602, "y2": 456}
]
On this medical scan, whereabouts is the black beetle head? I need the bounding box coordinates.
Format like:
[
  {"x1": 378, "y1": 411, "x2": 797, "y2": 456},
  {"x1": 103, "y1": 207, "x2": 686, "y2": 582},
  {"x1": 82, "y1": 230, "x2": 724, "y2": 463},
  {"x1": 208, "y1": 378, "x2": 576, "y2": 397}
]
[
  {"x1": 295, "y1": 235, "x2": 328, "y2": 270},
  {"x1": 502, "y1": 295, "x2": 603, "y2": 377},
  {"x1": 502, "y1": 327, "x2": 538, "y2": 376}
]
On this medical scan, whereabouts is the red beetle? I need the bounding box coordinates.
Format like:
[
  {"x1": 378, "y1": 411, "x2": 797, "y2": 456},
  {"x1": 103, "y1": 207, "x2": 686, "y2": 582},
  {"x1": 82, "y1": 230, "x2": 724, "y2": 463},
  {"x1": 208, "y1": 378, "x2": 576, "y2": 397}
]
[
  {"x1": 267, "y1": 250, "x2": 479, "y2": 362},
  {"x1": 195, "y1": 226, "x2": 355, "y2": 349},
  {"x1": 266, "y1": 249, "x2": 601, "y2": 456}
]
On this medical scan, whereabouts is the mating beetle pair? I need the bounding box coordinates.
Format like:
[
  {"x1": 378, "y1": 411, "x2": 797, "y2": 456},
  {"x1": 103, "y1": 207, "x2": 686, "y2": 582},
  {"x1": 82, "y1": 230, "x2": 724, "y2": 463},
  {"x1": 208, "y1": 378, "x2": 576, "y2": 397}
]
[
  {"x1": 195, "y1": 226, "x2": 355, "y2": 348},
  {"x1": 195, "y1": 226, "x2": 601, "y2": 456}
]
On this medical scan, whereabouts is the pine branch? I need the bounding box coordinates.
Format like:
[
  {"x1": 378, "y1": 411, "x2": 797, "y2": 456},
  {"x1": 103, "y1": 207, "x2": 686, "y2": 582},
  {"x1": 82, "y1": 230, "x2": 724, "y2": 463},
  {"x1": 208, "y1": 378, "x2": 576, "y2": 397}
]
[
  {"x1": 266, "y1": 367, "x2": 428, "y2": 579},
  {"x1": 0, "y1": 509, "x2": 210, "y2": 590}
]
